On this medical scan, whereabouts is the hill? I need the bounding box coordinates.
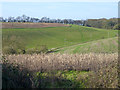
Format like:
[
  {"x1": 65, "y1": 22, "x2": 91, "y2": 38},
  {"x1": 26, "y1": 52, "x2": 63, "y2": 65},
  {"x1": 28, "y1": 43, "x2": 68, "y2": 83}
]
[
  {"x1": 56, "y1": 37, "x2": 118, "y2": 54},
  {"x1": 2, "y1": 24, "x2": 118, "y2": 54}
]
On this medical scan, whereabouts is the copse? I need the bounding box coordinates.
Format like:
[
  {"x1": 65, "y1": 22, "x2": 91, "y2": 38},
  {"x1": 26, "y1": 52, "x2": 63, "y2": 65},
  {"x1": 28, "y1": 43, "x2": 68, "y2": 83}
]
[{"x1": 84, "y1": 18, "x2": 118, "y2": 30}]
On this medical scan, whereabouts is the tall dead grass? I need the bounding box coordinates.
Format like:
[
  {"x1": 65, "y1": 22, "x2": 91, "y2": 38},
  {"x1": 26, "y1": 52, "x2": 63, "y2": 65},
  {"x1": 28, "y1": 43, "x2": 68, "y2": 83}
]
[
  {"x1": 4, "y1": 53, "x2": 118, "y2": 72},
  {"x1": 2, "y1": 53, "x2": 119, "y2": 88}
]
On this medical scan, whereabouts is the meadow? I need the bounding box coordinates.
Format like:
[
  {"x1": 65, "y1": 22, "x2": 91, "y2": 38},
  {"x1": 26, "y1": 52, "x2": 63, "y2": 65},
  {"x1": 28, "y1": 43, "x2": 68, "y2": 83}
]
[
  {"x1": 2, "y1": 23, "x2": 119, "y2": 88},
  {"x1": 2, "y1": 25, "x2": 118, "y2": 52}
]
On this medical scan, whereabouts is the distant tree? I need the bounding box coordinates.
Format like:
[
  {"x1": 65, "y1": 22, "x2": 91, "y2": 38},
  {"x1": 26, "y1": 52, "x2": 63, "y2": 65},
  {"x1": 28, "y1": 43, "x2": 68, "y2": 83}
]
[
  {"x1": 57, "y1": 19, "x2": 61, "y2": 23},
  {"x1": 63, "y1": 19, "x2": 68, "y2": 24},
  {"x1": 26, "y1": 17, "x2": 31, "y2": 22},
  {"x1": 74, "y1": 20, "x2": 82, "y2": 25},
  {"x1": 16, "y1": 16, "x2": 22, "y2": 22},
  {"x1": 8, "y1": 17, "x2": 14, "y2": 22},
  {"x1": 0, "y1": 17, "x2": 4, "y2": 22},
  {"x1": 1, "y1": 15, "x2": 118, "y2": 30},
  {"x1": 82, "y1": 20, "x2": 86, "y2": 26},
  {"x1": 21, "y1": 14, "x2": 27, "y2": 22}
]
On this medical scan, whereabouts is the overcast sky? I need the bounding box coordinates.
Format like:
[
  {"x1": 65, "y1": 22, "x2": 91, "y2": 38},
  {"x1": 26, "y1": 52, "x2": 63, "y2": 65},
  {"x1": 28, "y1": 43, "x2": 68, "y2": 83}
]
[{"x1": 1, "y1": 1, "x2": 118, "y2": 20}]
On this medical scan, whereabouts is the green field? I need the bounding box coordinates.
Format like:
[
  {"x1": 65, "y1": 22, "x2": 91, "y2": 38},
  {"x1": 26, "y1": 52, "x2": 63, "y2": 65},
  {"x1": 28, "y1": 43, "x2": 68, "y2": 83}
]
[
  {"x1": 57, "y1": 37, "x2": 118, "y2": 54},
  {"x1": 2, "y1": 25, "x2": 118, "y2": 52}
]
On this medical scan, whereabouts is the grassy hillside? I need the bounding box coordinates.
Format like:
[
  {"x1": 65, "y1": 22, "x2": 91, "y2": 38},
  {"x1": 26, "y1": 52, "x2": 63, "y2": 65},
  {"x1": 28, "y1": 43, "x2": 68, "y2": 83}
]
[
  {"x1": 2, "y1": 25, "x2": 118, "y2": 52},
  {"x1": 57, "y1": 37, "x2": 118, "y2": 54}
]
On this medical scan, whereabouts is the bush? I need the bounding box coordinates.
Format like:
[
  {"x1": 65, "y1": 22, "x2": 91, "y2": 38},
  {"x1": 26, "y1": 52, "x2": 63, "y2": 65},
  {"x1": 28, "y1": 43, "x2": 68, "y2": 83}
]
[
  {"x1": 2, "y1": 57, "x2": 32, "y2": 88},
  {"x1": 40, "y1": 45, "x2": 48, "y2": 53},
  {"x1": 102, "y1": 36, "x2": 104, "y2": 39},
  {"x1": 86, "y1": 66, "x2": 118, "y2": 88},
  {"x1": 26, "y1": 45, "x2": 48, "y2": 54},
  {"x1": 2, "y1": 36, "x2": 26, "y2": 54},
  {"x1": 113, "y1": 24, "x2": 120, "y2": 30},
  {"x1": 26, "y1": 48, "x2": 36, "y2": 54},
  {"x1": 3, "y1": 46, "x2": 17, "y2": 54}
]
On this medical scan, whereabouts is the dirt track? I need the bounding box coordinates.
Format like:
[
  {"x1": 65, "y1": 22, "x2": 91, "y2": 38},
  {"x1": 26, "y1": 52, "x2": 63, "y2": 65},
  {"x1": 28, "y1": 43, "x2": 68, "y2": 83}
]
[{"x1": 2, "y1": 23, "x2": 69, "y2": 28}]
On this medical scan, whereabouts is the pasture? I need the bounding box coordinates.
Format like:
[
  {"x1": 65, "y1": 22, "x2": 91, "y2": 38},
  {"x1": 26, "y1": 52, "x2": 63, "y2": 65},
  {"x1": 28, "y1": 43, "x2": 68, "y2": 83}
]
[{"x1": 2, "y1": 24, "x2": 118, "y2": 53}]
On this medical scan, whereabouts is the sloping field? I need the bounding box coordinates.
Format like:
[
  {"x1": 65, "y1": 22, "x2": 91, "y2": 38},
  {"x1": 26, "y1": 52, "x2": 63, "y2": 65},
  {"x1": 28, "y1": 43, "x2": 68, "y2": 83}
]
[
  {"x1": 2, "y1": 25, "x2": 118, "y2": 51},
  {"x1": 2, "y1": 22, "x2": 69, "y2": 28},
  {"x1": 57, "y1": 37, "x2": 118, "y2": 54}
]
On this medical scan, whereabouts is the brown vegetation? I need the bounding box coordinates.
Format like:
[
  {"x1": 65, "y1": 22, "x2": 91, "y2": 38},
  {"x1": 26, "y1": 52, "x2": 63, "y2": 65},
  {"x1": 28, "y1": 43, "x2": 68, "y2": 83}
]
[
  {"x1": 2, "y1": 23, "x2": 70, "y2": 29},
  {"x1": 2, "y1": 53, "x2": 119, "y2": 88},
  {"x1": 4, "y1": 53, "x2": 118, "y2": 72}
]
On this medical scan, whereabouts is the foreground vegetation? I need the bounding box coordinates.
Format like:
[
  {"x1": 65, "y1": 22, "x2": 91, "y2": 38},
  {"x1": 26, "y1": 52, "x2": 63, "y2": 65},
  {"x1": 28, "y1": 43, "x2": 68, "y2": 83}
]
[{"x1": 2, "y1": 53, "x2": 118, "y2": 88}]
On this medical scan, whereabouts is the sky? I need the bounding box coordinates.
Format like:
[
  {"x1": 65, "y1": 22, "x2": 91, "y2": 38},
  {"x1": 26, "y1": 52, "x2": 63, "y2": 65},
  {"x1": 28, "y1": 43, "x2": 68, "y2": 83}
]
[
  {"x1": 1, "y1": 0, "x2": 119, "y2": 2},
  {"x1": 1, "y1": 1, "x2": 118, "y2": 20}
]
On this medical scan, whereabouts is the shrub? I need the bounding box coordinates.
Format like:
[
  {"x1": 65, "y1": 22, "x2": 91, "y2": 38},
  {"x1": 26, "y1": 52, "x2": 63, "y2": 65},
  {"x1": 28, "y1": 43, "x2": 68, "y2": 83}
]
[
  {"x1": 2, "y1": 46, "x2": 17, "y2": 54},
  {"x1": 26, "y1": 45, "x2": 48, "y2": 54},
  {"x1": 26, "y1": 48, "x2": 36, "y2": 54},
  {"x1": 40, "y1": 45, "x2": 48, "y2": 53},
  {"x1": 2, "y1": 57, "x2": 32, "y2": 88},
  {"x1": 113, "y1": 24, "x2": 120, "y2": 30},
  {"x1": 2, "y1": 46, "x2": 25, "y2": 55},
  {"x1": 2, "y1": 36, "x2": 26, "y2": 54},
  {"x1": 86, "y1": 62, "x2": 118, "y2": 88},
  {"x1": 102, "y1": 36, "x2": 104, "y2": 39}
]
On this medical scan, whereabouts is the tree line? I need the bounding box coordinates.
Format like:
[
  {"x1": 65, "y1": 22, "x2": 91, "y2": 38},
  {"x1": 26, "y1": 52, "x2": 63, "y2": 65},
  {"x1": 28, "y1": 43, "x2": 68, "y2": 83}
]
[
  {"x1": 0, "y1": 15, "x2": 119, "y2": 30},
  {"x1": 84, "y1": 18, "x2": 119, "y2": 30},
  {"x1": 0, "y1": 15, "x2": 83, "y2": 25}
]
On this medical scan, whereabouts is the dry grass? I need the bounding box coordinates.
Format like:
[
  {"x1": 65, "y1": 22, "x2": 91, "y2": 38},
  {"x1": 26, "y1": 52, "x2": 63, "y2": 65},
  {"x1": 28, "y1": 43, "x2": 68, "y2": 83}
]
[
  {"x1": 4, "y1": 53, "x2": 118, "y2": 72},
  {"x1": 2, "y1": 53, "x2": 119, "y2": 88}
]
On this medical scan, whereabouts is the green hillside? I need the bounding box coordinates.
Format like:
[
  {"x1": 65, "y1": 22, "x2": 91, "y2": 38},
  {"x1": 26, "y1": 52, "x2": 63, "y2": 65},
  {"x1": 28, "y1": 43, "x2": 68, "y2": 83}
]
[
  {"x1": 2, "y1": 25, "x2": 118, "y2": 52},
  {"x1": 56, "y1": 37, "x2": 118, "y2": 54}
]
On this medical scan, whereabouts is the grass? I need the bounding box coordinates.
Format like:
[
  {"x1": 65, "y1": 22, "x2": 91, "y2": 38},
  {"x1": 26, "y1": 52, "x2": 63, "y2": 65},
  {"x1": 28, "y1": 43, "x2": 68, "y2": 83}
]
[
  {"x1": 2, "y1": 25, "x2": 118, "y2": 51},
  {"x1": 57, "y1": 37, "x2": 118, "y2": 54},
  {"x1": 2, "y1": 53, "x2": 118, "y2": 88},
  {"x1": 33, "y1": 70, "x2": 90, "y2": 88}
]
